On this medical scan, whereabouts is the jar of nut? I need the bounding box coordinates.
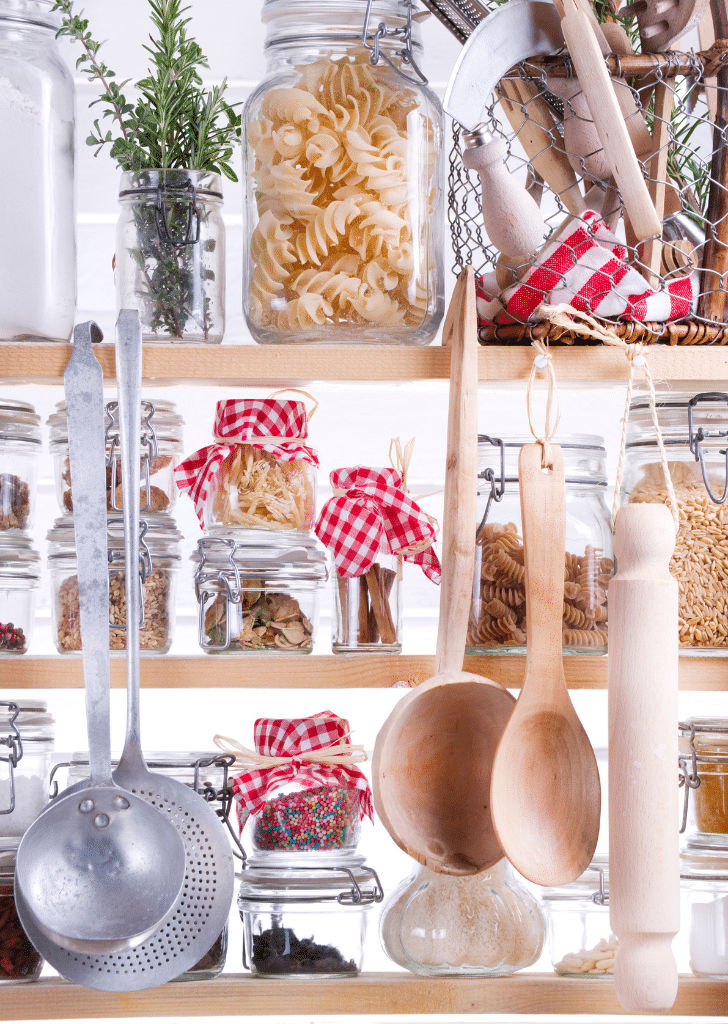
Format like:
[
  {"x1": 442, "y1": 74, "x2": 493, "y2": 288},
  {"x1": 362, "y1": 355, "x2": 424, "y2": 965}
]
[
  {"x1": 0, "y1": 536, "x2": 40, "y2": 655},
  {"x1": 468, "y1": 435, "x2": 613, "y2": 655},
  {"x1": 193, "y1": 532, "x2": 327, "y2": 653},
  {"x1": 0, "y1": 401, "x2": 41, "y2": 532},
  {"x1": 0, "y1": 839, "x2": 43, "y2": 984},
  {"x1": 47, "y1": 514, "x2": 181, "y2": 654},
  {"x1": 48, "y1": 398, "x2": 184, "y2": 515},
  {"x1": 540, "y1": 856, "x2": 616, "y2": 977},
  {"x1": 624, "y1": 392, "x2": 728, "y2": 653}
]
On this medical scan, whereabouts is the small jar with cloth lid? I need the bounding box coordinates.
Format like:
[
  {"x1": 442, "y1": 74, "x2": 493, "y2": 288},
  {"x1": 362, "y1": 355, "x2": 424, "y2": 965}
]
[
  {"x1": 0, "y1": 534, "x2": 40, "y2": 654},
  {"x1": 0, "y1": 401, "x2": 41, "y2": 531},
  {"x1": 315, "y1": 461, "x2": 440, "y2": 653},
  {"x1": 176, "y1": 394, "x2": 318, "y2": 532},
  {"x1": 0, "y1": 699, "x2": 54, "y2": 837},
  {"x1": 0, "y1": 839, "x2": 43, "y2": 983}
]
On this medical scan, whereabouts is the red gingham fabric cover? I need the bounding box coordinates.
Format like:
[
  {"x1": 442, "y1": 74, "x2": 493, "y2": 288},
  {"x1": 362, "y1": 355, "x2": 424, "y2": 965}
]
[
  {"x1": 174, "y1": 398, "x2": 319, "y2": 524},
  {"x1": 315, "y1": 466, "x2": 441, "y2": 584},
  {"x1": 475, "y1": 209, "x2": 697, "y2": 328},
  {"x1": 230, "y1": 710, "x2": 373, "y2": 831}
]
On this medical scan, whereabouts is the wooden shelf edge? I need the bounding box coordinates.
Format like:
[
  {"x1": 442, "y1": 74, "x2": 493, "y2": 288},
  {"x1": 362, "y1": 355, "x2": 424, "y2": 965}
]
[
  {"x1": 1, "y1": 654, "x2": 727, "y2": 689},
  {"x1": 2, "y1": 973, "x2": 724, "y2": 1019}
]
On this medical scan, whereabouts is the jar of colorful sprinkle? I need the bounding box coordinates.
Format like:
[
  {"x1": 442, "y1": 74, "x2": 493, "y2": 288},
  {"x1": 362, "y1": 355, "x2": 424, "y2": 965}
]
[{"x1": 246, "y1": 781, "x2": 363, "y2": 858}]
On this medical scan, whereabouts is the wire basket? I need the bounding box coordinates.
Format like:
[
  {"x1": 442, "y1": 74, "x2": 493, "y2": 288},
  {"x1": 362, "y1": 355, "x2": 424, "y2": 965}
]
[{"x1": 448, "y1": 41, "x2": 728, "y2": 345}]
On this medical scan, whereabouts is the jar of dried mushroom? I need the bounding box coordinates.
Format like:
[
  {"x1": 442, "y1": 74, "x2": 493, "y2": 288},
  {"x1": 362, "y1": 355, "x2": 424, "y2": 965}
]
[
  {"x1": 48, "y1": 398, "x2": 184, "y2": 515},
  {"x1": 0, "y1": 401, "x2": 41, "y2": 531},
  {"x1": 193, "y1": 532, "x2": 327, "y2": 653},
  {"x1": 379, "y1": 856, "x2": 544, "y2": 976},
  {"x1": 0, "y1": 839, "x2": 43, "y2": 983},
  {"x1": 679, "y1": 719, "x2": 728, "y2": 838},
  {"x1": 624, "y1": 392, "x2": 728, "y2": 652},
  {"x1": 242, "y1": 0, "x2": 444, "y2": 344},
  {"x1": 176, "y1": 397, "x2": 318, "y2": 532},
  {"x1": 0, "y1": 535, "x2": 40, "y2": 655},
  {"x1": 468, "y1": 435, "x2": 613, "y2": 655},
  {"x1": 680, "y1": 835, "x2": 728, "y2": 979},
  {"x1": 0, "y1": 700, "x2": 54, "y2": 837},
  {"x1": 47, "y1": 513, "x2": 181, "y2": 654},
  {"x1": 541, "y1": 856, "x2": 616, "y2": 976}
]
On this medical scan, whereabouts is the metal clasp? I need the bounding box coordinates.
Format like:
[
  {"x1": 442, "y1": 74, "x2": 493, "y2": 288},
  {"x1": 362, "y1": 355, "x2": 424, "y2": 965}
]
[
  {"x1": 107, "y1": 517, "x2": 153, "y2": 629},
  {"x1": 590, "y1": 866, "x2": 609, "y2": 907},
  {"x1": 687, "y1": 393, "x2": 728, "y2": 504},
  {"x1": 106, "y1": 400, "x2": 159, "y2": 513},
  {"x1": 195, "y1": 537, "x2": 242, "y2": 651},
  {"x1": 154, "y1": 178, "x2": 201, "y2": 247},
  {"x1": 476, "y1": 435, "x2": 506, "y2": 537},
  {"x1": 0, "y1": 701, "x2": 22, "y2": 814},
  {"x1": 361, "y1": 0, "x2": 428, "y2": 85}
]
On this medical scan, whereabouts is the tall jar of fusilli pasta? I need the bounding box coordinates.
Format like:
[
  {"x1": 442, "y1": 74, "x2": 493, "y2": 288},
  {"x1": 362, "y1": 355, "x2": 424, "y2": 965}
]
[
  {"x1": 467, "y1": 435, "x2": 613, "y2": 656},
  {"x1": 243, "y1": 0, "x2": 444, "y2": 344}
]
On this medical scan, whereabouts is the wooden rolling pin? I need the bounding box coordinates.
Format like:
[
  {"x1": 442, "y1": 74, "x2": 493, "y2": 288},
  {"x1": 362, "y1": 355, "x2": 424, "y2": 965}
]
[{"x1": 608, "y1": 503, "x2": 679, "y2": 1014}]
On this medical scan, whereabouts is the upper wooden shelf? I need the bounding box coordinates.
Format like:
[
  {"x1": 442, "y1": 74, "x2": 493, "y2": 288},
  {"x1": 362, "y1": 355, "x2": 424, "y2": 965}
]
[{"x1": 3, "y1": 343, "x2": 728, "y2": 387}]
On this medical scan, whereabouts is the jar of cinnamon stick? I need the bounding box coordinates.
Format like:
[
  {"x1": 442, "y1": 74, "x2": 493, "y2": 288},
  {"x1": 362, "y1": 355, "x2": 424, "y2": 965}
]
[{"x1": 332, "y1": 552, "x2": 401, "y2": 654}]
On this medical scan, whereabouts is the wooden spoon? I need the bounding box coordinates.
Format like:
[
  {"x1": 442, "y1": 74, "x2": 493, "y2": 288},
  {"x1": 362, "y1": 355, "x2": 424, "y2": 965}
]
[
  {"x1": 372, "y1": 267, "x2": 516, "y2": 876},
  {"x1": 489, "y1": 443, "x2": 601, "y2": 886}
]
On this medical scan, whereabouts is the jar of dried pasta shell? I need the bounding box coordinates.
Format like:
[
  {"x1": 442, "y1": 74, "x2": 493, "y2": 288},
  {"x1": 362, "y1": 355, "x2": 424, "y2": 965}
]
[
  {"x1": 467, "y1": 435, "x2": 613, "y2": 655},
  {"x1": 679, "y1": 719, "x2": 728, "y2": 839},
  {"x1": 48, "y1": 398, "x2": 184, "y2": 515},
  {"x1": 242, "y1": 0, "x2": 444, "y2": 344},
  {"x1": 47, "y1": 513, "x2": 181, "y2": 654},
  {"x1": 623, "y1": 392, "x2": 728, "y2": 653},
  {"x1": 193, "y1": 532, "x2": 328, "y2": 653}
]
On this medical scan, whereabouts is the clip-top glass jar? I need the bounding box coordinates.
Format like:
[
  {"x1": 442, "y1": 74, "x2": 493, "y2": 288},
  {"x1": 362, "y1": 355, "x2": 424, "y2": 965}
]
[
  {"x1": 0, "y1": 534, "x2": 40, "y2": 655},
  {"x1": 624, "y1": 391, "x2": 728, "y2": 653},
  {"x1": 680, "y1": 835, "x2": 728, "y2": 979},
  {"x1": 0, "y1": 839, "x2": 43, "y2": 983},
  {"x1": 679, "y1": 718, "x2": 728, "y2": 838},
  {"x1": 0, "y1": 401, "x2": 41, "y2": 531},
  {"x1": 540, "y1": 856, "x2": 616, "y2": 976},
  {"x1": 0, "y1": 0, "x2": 75, "y2": 343},
  {"x1": 468, "y1": 435, "x2": 613, "y2": 655},
  {"x1": 243, "y1": 0, "x2": 444, "y2": 344},
  {"x1": 0, "y1": 699, "x2": 54, "y2": 836}
]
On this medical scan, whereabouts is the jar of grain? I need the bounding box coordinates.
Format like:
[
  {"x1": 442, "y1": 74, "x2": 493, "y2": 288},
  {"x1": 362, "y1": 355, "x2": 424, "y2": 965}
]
[
  {"x1": 0, "y1": 700, "x2": 54, "y2": 836},
  {"x1": 0, "y1": 534, "x2": 40, "y2": 654},
  {"x1": 47, "y1": 514, "x2": 181, "y2": 654},
  {"x1": 540, "y1": 856, "x2": 616, "y2": 975},
  {"x1": 679, "y1": 719, "x2": 728, "y2": 838},
  {"x1": 379, "y1": 856, "x2": 544, "y2": 976},
  {"x1": 192, "y1": 532, "x2": 327, "y2": 653},
  {"x1": 242, "y1": 0, "x2": 444, "y2": 344},
  {"x1": 48, "y1": 398, "x2": 184, "y2": 515},
  {"x1": 0, "y1": 401, "x2": 41, "y2": 531},
  {"x1": 468, "y1": 435, "x2": 613, "y2": 655},
  {"x1": 0, "y1": 840, "x2": 43, "y2": 983},
  {"x1": 680, "y1": 836, "x2": 728, "y2": 980},
  {"x1": 623, "y1": 392, "x2": 728, "y2": 652}
]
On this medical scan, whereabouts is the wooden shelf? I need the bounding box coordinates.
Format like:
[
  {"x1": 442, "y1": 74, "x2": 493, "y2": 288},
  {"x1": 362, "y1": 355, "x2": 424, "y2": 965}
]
[
  {"x1": 3, "y1": 342, "x2": 728, "y2": 386},
  {"x1": 2, "y1": 973, "x2": 725, "y2": 1019},
  {"x1": 3, "y1": 653, "x2": 728, "y2": 689}
]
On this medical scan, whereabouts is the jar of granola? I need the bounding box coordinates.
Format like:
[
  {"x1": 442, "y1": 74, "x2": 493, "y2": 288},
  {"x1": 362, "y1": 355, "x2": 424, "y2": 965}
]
[
  {"x1": 193, "y1": 532, "x2": 327, "y2": 653},
  {"x1": 0, "y1": 535, "x2": 40, "y2": 655},
  {"x1": 468, "y1": 435, "x2": 613, "y2": 655},
  {"x1": 0, "y1": 401, "x2": 41, "y2": 531},
  {"x1": 242, "y1": 0, "x2": 444, "y2": 344},
  {"x1": 47, "y1": 513, "x2": 181, "y2": 654},
  {"x1": 48, "y1": 398, "x2": 184, "y2": 515},
  {"x1": 0, "y1": 840, "x2": 43, "y2": 983},
  {"x1": 624, "y1": 392, "x2": 728, "y2": 652}
]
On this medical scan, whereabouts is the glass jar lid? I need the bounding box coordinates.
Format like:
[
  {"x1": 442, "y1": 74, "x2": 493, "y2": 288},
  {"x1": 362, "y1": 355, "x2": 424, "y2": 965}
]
[
  {"x1": 262, "y1": 0, "x2": 428, "y2": 49},
  {"x1": 0, "y1": 400, "x2": 41, "y2": 447},
  {"x1": 47, "y1": 512, "x2": 183, "y2": 562},
  {"x1": 541, "y1": 855, "x2": 610, "y2": 904},
  {"x1": 193, "y1": 531, "x2": 328, "y2": 586},
  {"x1": 680, "y1": 718, "x2": 728, "y2": 755},
  {"x1": 238, "y1": 854, "x2": 382, "y2": 907},
  {"x1": 477, "y1": 433, "x2": 608, "y2": 491},
  {"x1": 627, "y1": 391, "x2": 728, "y2": 449},
  {"x1": 0, "y1": 533, "x2": 40, "y2": 580},
  {"x1": 48, "y1": 398, "x2": 184, "y2": 448},
  {"x1": 681, "y1": 835, "x2": 728, "y2": 879},
  {"x1": 0, "y1": 698, "x2": 54, "y2": 743},
  {"x1": 67, "y1": 750, "x2": 229, "y2": 793},
  {"x1": 0, "y1": 837, "x2": 20, "y2": 880}
]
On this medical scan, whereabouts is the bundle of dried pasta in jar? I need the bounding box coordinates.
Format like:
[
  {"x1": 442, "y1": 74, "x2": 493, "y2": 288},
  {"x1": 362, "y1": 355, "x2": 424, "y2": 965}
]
[
  {"x1": 315, "y1": 461, "x2": 440, "y2": 653},
  {"x1": 175, "y1": 394, "x2": 318, "y2": 532},
  {"x1": 242, "y1": 0, "x2": 444, "y2": 345}
]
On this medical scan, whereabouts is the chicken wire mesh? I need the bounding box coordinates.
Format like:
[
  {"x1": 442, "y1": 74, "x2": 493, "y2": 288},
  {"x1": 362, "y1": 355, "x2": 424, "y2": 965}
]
[{"x1": 447, "y1": 45, "x2": 728, "y2": 344}]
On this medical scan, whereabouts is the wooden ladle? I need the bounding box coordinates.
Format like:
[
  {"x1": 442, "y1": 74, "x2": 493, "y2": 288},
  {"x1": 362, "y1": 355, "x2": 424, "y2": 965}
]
[
  {"x1": 372, "y1": 268, "x2": 516, "y2": 876},
  {"x1": 490, "y1": 443, "x2": 601, "y2": 886}
]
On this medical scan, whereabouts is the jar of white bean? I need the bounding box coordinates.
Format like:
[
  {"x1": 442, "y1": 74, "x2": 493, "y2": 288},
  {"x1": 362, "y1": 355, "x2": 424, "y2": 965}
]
[{"x1": 540, "y1": 856, "x2": 617, "y2": 976}]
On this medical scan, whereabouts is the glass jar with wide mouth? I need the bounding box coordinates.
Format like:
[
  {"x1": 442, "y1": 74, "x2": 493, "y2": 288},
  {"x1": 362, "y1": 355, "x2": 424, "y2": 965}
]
[
  {"x1": 193, "y1": 531, "x2": 328, "y2": 653},
  {"x1": 0, "y1": 0, "x2": 75, "y2": 343},
  {"x1": 0, "y1": 534, "x2": 40, "y2": 655},
  {"x1": 47, "y1": 513, "x2": 181, "y2": 654},
  {"x1": 540, "y1": 856, "x2": 615, "y2": 976},
  {"x1": 237, "y1": 854, "x2": 382, "y2": 976},
  {"x1": 623, "y1": 391, "x2": 728, "y2": 653},
  {"x1": 332, "y1": 550, "x2": 401, "y2": 653},
  {"x1": 0, "y1": 401, "x2": 41, "y2": 531},
  {"x1": 48, "y1": 398, "x2": 184, "y2": 515},
  {"x1": 468, "y1": 435, "x2": 613, "y2": 655},
  {"x1": 680, "y1": 835, "x2": 728, "y2": 979},
  {"x1": 679, "y1": 718, "x2": 728, "y2": 838},
  {"x1": 245, "y1": 780, "x2": 364, "y2": 860},
  {"x1": 0, "y1": 839, "x2": 43, "y2": 982},
  {"x1": 242, "y1": 0, "x2": 444, "y2": 345},
  {"x1": 116, "y1": 169, "x2": 225, "y2": 343},
  {"x1": 0, "y1": 699, "x2": 54, "y2": 837}
]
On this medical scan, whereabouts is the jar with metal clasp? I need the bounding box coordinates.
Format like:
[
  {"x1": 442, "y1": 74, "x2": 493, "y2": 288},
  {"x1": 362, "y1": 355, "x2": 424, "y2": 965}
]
[
  {"x1": 0, "y1": 839, "x2": 43, "y2": 982},
  {"x1": 0, "y1": 699, "x2": 54, "y2": 837},
  {"x1": 679, "y1": 718, "x2": 728, "y2": 839},
  {"x1": 540, "y1": 856, "x2": 616, "y2": 976},
  {"x1": 680, "y1": 835, "x2": 728, "y2": 979}
]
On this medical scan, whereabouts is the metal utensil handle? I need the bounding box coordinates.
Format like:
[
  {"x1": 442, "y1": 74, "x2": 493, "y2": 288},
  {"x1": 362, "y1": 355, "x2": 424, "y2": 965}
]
[{"x1": 64, "y1": 321, "x2": 113, "y2": 788}]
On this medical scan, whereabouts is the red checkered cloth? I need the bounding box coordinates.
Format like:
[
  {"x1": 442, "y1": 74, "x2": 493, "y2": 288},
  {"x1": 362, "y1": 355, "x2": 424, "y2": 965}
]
[
  {"x1": 174, "y1": 398, "x2": 319, "y2": 524},
  {"x1": 315, "y1": 466, "x2": 441, "y2": 584},
  {"x1": 475, "y1": 210, "x2": 698, "y2": 328},
  {"x1": 230, "y1": 711, "x2": 373, "y2": 831}
]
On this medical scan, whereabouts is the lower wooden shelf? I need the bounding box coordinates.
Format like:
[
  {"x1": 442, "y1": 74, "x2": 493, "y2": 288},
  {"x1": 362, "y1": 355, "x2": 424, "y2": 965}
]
[{"x1": 3, "y1": 973, "x2": 725, "y2": 1018}]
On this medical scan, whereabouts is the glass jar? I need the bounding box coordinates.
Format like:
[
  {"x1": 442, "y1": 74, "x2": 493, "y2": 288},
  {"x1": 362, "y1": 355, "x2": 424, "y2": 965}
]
[
  {"x1": 0, "y1": 839, "x2": 43, "y2": 982},
  {"x1": 540, "y1": 856, "x2": 616, "y2": 975},
  {"x1": 242, "y1": 0, "x2": 444, "y2": 345},
  {"x1": 332, "y1": 551, "x2": 401, "y2": 653},
  {"x1": 116, "y1": 169, "x2": 225, "y2": 343},
  {"x1": 0, "y1": 401, "x2": 41, "y2": 530},
  {"x1": 0, "y1": 1, "x2": 75, "y2": 343},
  {"x1": 193, "y1": 532, "x2": 328, "y2": 653},
  {"x1": 238, "y1": 855, "x2": 382, "y2": 976},
  {"x1": 624, "y1": 391, "x2": 728, "y2": 653},
  {"x1": 48, "y1": 398, "x2": 184, "y2": 515},
  {"x1": 679, "y1": 718, "x2": 728, "y2": 838},
  {"x1": 468, "y1": 435, "x2": 613, "y2": 655},
  {"x1": 379, "y1": 857, "x2": 544, "y2": 976},
  {"x1": 244, "y1": 780, "x2": 363, "y2": 859},
  {"x1": 680, "y1": 835, "x2": 728, "y2": 979},
  {"x1": 47, "y1": 513, "x2": 181, "y2": 654},
  {"x1": 0, "y1": 534, "x2": 40, "y2": 654},
  {"x1": 0, "y1": 699, "x2": 54, "y2": 836}
]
